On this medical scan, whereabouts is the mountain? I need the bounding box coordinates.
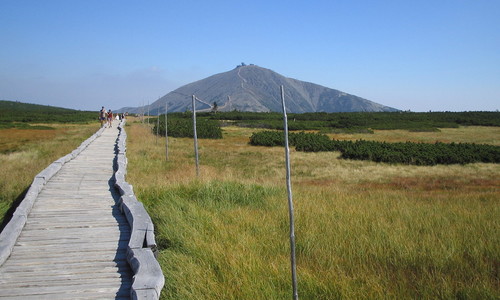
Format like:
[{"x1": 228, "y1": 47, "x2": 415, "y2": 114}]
[{"x1": 119, "y1": 65, "x2": 398, "y2": 114}]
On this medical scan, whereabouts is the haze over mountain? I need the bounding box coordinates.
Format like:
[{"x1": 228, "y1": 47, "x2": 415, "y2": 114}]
[{"x1": 119, "y1": 64, "x2": 399, "y2": 114}]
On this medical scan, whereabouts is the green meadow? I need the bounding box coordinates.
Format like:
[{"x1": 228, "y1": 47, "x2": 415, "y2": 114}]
[{"x1": 126, "y1": 119, "x2": 500, "y2": 299}]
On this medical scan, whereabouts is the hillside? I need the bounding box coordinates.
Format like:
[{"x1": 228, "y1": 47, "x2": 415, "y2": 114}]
[
  {"x1": 0, "y1": 100, "x2": 96, "y2": 124},
  {"x1": 119, "y1": 65, "x2": 399, "y2": 114}
]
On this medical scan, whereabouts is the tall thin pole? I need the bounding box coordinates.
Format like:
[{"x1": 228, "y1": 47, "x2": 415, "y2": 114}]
[
  {"x1": 147, "y1": 101, "x2": 150, "y2": 125},
  {"x1": 165, "y1": 102, "x2": 169, "y2": 161},
  {"x1": 141, "y1": 102, "x2": 144, "y2": 123},
  {"x1": 192, "y1": 95, "x2": 200, "y2": 177},
  {"x1": 281, "y1": 85, "x2": 298, "y2": 300},
  {"x1": 156, "y1": 109, "x2": 160, "y2": 144}
]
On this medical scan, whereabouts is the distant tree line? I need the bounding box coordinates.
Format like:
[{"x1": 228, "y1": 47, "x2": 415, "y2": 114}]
[
  {"x1": 249, "y1": 131, "x2": 500, "y2": 165},
  {"x1": 169, "y1": 111, "x2": 500, "y2": 132}
]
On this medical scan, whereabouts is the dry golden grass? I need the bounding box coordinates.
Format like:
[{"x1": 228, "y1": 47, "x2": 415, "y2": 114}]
[
  {"x1": 328, "y1": 126, "x2": 500, "y2": 145},
  {"x1": 0, "y1": 123, "x2": 100, "y2": 224},
  {"x1": 0, "y1": 128, "x2": 60, "y2": 153}
]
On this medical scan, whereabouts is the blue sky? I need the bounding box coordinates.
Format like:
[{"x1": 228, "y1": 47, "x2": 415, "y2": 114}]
[{"x1": 1, "y1": 0, "x2": 499, "y2": 112}]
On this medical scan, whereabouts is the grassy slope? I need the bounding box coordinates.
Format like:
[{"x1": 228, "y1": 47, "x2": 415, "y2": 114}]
[
  {"x1": 126, "y1": 121, "x2": 500, "y2": 299},
  {"x1": 0, "y1": 100, "x2": 97, "y2": 125}
]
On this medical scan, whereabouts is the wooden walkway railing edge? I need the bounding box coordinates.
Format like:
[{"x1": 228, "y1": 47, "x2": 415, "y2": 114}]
[
  {"x1": 0, "y1": 126, "x2": 106, "y2": 266},
  {"x1": 115, "y1": 120, "x2": 165, "y2": 300}
]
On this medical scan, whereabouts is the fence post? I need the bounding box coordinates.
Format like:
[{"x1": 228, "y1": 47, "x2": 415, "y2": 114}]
[
  {"x1": 165, "y1": 102, "x2": 169, "y2": 161},
  {"x1": 281, "y1": 85, "x2": 298, "y2": 300},
  {"x1": 192, "y1": 95, "x2": 200, "y2": 177},
  {"x1": 156, "y1": 108, "x2": 160, "y2": 145},
  {"x1": 147, "y1": 101, "x2": 150, "y2": 125}
]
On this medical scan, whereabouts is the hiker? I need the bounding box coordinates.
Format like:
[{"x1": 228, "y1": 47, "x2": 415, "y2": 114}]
[
  {"x1": 107, "y1": 110, "x2": 113, "y2": 128},
  {"x1": 99, "y1": 106, "x2": 107, "y2": 127}
]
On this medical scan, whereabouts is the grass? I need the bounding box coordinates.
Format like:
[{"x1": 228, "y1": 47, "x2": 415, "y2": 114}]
[
  {"x1": 0, "y1": 123, "x2": 100, "y2": 225},
  {"x1": 126, "y1": 120, "x2": 500, "y2": 299},
  {"x1": 328, "y1": 126, "x2": 500, "y2": 145}
]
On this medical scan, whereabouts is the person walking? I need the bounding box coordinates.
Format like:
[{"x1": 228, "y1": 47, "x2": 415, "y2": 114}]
[
  {"x1": 107, "y1": 109, "x2": 113, "y2": 128},
  {"x1": 99, "y1": 106, "x2": 107, "y2": 127}
]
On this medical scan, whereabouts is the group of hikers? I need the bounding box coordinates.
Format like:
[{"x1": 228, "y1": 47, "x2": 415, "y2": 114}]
[{"x1": 99, "y1": 106, "x2": 126, "y2": 128}]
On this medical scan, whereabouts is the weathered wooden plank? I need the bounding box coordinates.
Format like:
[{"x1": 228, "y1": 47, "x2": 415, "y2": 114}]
[
  {"x1": 23, "y1": 221, "x2": 128, "y2": 228},
  {"x1": 12, "y1": 241, "x2": 129, "y2": 253},
  {"x1": 5, "y1": 251, "x2": 128, "y2": 265},
  {"x1": 0, "y1": 293, "x2": 130, "y2": 300},
  {"x1": 14, "y1": 235, "x2": 130, "y2": 246},
  {"x1": 22, "y1": 224, "x2": 130, "y2": 231},
  {"x1": 8, "y1": 248, "x2": 127, "y2": 260},
  {"x1": 0, "y1": 280, "x2": 132, "y2": 293},
  {"x1": 18, "y1": 232, "x2": 130, "y2": 243},
  {"x1": 19, "y1": 227, "x2": 130, "y2": 237},
  {"x1": 0, "y1": 282, "x2": 131, "y2": 298},
  {"x1": 0, "y1": 271, "x2": 130, "y2": 284},
  {"x1": 17, "y1": 231, "x2": 130, "y2": 239},
  {"x1": 24, "y1": 213, "x2": 128, "y2": 220},
  {"x1": 1, "y1": 261, "x2": 131, "y2": 274},
  {"x1": 15, "y1": 231, "x2": 130, "y2": 242},
  {"x1": 26, "y1": 209, "x2": 122, "y2": 215}
]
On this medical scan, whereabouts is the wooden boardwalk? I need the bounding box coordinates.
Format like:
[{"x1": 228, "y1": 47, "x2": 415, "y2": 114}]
[{"x1": 0, "y1": 121, "x2": 133, "y2": 299}]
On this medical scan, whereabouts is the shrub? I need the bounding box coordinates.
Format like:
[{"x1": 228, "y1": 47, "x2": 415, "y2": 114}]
[
  {"x1": 154, "y1": 118, "x2": 222, "y2": 139},
  {"x1": 249, "y1": 131, "x2": 334, "y2": 152},
  {"x1": 249, "y1": 131, "x2": 500, "y2": 165}
]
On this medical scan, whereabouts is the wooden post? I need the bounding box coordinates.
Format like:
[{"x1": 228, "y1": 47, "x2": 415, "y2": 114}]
[
  {"x1": 156, "y1": 108, "x2": 160, "y2": 145},
  {"x1": 140, "y1": 102, "x2": 144, "y2": 123},
  {"x1": 147, "y1": 101, "x2": 150, "y2": 125},
  {"x1": 192, "y1": 95, "x2": 200, "y2": 177},
  {"x1": 281, "y1": 85, "x2": 298, "y2": 300},
  {"x1": 165, "y1": 102, "x2": 169, "y2": 161}
]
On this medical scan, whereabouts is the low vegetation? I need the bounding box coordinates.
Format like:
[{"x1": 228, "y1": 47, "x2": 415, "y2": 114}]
[
  {"x1": 250, "y1": 130, "x2": 500, "y2": 165},
  {"x1": 163, "y1": 110, "x2": 500, "y2": 132},
  {"x1": 126, "y1": 120, "x2": 500, "y2": 299},
  {"x1": 0, "y1": 100, "x2": 97, "y2": 128},
  {"x1": 153, "y1": 116, "x2": 222, "y2": 139}
]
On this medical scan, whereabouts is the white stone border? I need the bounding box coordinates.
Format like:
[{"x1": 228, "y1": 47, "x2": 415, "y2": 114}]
[
  {"x1": 115, "y1": 120, "x2": 165, "y2": 300},
  {"x1": 0, "y1": 126, "x2": 106, "y2": 266}
]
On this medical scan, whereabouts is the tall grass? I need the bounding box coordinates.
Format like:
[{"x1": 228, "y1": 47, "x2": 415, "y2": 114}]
[
  {"x1": 0, "y1": 123, "x2": 99, "y2": 225},
  {"x1": 126, "y1": 121, "x2": 500, "y2": 299}
]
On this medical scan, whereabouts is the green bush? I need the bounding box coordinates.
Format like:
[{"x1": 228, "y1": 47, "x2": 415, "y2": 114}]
[
  {"x1": 338, "y1": 140, "x2": 500, "y2": 165},
  {"x1": 250, "y1": 131, "x2": 500, "y2": 165},
  {"x1": 249, "y1": 131, "x2": 284, "y2": 146},
  {"x1": 293, "y1": 132, "x2": 335, "y2": 152},
  {"x1": 154, "y1": 117, "x2": 222, "y2": 139},
  {"x1": 249, "y1": 131, "x2": 334, "y2": 152}
]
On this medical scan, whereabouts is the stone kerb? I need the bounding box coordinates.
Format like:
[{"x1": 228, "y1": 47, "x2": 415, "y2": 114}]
[
  {"x1": 0, "y1": 125, "x2": 106, "y2": 266},
  {"x1": 115, "y1": 120, "x2": 165, "y2": 300}
]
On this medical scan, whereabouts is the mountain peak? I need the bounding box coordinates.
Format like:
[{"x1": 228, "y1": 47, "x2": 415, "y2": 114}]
[{"x1": 120, "y1": 66, "x2": 398, "y2": 114}]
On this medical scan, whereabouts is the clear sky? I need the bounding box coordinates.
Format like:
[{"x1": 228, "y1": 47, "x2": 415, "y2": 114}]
[{"x1": 1, "y1": 0, "x2": 499, "y2": 112}]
